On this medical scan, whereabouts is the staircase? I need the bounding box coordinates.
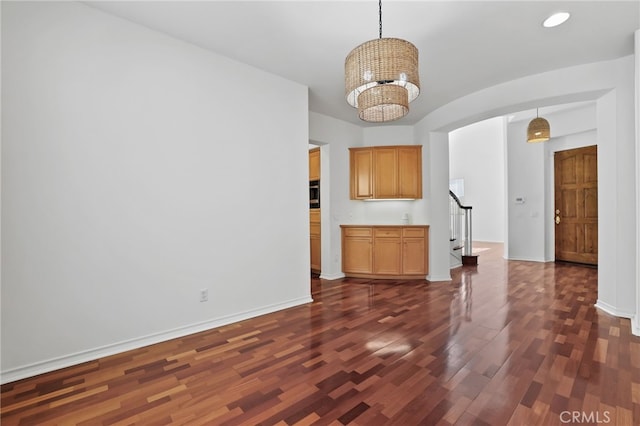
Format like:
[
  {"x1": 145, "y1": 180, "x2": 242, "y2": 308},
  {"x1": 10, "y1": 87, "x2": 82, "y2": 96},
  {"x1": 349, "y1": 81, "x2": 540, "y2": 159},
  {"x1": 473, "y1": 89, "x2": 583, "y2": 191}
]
[
  {"x1": 450, "y1": 239, "x2": 463, "y2": 268},
  {"x1": 449, "y1": 190, "x2": 477, "y2": 268}
]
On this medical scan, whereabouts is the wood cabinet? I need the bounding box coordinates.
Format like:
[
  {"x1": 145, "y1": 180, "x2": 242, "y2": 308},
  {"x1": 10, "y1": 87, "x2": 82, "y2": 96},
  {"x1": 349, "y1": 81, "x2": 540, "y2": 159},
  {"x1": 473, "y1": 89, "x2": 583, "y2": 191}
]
[
  {"x1": 350, "y1": 148, "x2": 373, "y2": 199},
  {"x1": 401, "y1": 227, "x2": 427, "y2": 275},
  {"x1": 342, "y1": 227, "x2": 373, "y2": 274},
  {"x1": 309, "y1": 148, "x2": 320, "y2": 181},
  {"x1": 341, "y1": 225, "x2": 429, "y2": 279},
  {"x1": 310, "y1": 209, "x2": 321, "y2": 272},
  {"x1": 349, "y1": 145, "x2": 422, "y2": 199}
]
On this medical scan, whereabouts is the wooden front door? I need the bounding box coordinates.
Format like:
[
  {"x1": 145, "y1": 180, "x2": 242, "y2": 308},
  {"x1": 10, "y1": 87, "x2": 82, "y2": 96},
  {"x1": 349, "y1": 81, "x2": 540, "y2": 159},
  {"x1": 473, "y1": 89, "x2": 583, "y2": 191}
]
[{"x1": 554, "y1": 145, "x2": 598, "y2": 265}]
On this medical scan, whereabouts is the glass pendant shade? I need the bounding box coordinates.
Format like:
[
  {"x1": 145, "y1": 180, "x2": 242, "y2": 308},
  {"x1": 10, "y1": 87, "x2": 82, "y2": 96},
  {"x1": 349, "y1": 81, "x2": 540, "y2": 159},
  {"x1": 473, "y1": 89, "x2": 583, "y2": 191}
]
[
  {"x1": 345, "y1": 37, "x2": 420, "y2": 122},
  {"x1": 527, "y1": 117, "x2": 551, "y2": 143}
]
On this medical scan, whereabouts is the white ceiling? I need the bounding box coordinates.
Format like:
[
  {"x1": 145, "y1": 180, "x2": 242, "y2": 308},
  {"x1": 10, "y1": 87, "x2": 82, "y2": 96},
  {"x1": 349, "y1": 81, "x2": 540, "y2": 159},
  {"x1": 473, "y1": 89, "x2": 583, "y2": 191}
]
[{"x1": 86, "y1": 1, "x2": 639, "y2": 127}]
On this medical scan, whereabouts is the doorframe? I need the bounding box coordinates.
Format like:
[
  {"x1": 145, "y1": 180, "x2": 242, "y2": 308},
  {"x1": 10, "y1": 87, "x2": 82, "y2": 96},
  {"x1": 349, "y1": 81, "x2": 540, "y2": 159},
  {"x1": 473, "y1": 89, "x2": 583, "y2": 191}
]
[
  {"x1": 544, "y1": 130, "x2": 598, "y2": 262},
  {"x1": 634, "y1": 29, "x2": 640, "y2": 336}
]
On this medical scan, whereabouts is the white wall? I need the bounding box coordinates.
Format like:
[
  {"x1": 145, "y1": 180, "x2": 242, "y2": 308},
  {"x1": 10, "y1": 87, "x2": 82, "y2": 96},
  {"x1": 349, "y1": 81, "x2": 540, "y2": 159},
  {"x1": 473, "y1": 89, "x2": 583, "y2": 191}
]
[
  {"x1": 417, "y1": 56, "x2": 637, "y2": 320},
  {"x1": 506, "y1": 119, "x2": 546, "y2": 261},
  {"x1": 1, "y1": 2, "x2": 310, "y2": 382},
  {"x1": 363, "y1": 125, "x2": 414, "y2": 146},
  {"x1": 449, "y1": 117, "x2": 505, "y2": 243}
]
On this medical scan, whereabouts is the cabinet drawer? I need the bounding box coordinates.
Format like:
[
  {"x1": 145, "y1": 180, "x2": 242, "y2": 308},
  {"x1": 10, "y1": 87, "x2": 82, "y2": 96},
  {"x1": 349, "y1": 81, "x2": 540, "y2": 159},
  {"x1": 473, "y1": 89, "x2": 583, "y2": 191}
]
[
  {"x1": 402, "y1": 228, "x2": 425, "y2": 238},
  {"x1": 374, "y1": 228, "x2": 402, "y2": 238},
  {"x1": 344, "y1": 227, "x2": 372, "y2": 237},
  {"x1": 309, "y1": 209, "x2": 320, "y2": 223},
  {"x1": 310, "y1": 223, "x2": 321, "y2": 237}
]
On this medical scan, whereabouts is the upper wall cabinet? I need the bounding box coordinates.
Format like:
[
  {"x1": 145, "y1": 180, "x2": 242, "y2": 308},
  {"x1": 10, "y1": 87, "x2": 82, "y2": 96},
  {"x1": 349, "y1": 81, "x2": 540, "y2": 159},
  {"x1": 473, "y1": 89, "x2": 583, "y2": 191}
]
[
  {"x1": 309, "y1": 147, "x2": 320, "y2": 181},
  {"x1": 349, "y1": 145, "x2": 422, "y2": 200},
  {"x1": 350, "y1": 148, "x2": 374, "y2": 199}
]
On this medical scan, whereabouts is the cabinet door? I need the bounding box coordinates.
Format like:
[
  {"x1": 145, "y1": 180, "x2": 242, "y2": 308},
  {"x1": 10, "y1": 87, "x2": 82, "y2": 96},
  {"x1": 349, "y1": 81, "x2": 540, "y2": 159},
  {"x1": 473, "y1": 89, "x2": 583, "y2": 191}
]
[
  {"x1": 373, "y1": 238, "x2": 402, "y2": 274},
  {"x1": 398, "y1": 146, "x2": 422, "y2": 198},
  {"x1": 310, "y1": 235, "x2": 321, "y2": 272},
  {"x1": 350, "y1": 149, "x2": 373, "y2": 199},
  {"x1": 374, "y1": 147, "x2": 398, "y2": 199},
  {"x1": 343, "y1": 237, "x2": 373, "y2": 273},
  {"x1": 402, "y1": 238, "x2": 426, "y2": 274},
  {"x1": 310, "y1": 209, "x2": 321, "y2": 272},
  {"x1": 309, "y1": 148, "x2": 320, "y2": 181}
]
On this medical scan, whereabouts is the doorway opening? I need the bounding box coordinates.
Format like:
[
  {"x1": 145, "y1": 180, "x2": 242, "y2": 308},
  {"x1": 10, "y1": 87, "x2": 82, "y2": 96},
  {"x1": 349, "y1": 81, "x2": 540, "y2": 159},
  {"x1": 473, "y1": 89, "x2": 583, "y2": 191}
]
[{"x1": 309, "y1": 145, "x2": 321, "y2": 277}]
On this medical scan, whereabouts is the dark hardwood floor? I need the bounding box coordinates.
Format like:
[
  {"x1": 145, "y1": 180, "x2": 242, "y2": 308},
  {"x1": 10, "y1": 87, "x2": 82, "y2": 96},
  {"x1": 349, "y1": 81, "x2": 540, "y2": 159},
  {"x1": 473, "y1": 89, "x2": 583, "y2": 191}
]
[{"x1": 2, "y1": 243, "x2": 639, "y2": 425}]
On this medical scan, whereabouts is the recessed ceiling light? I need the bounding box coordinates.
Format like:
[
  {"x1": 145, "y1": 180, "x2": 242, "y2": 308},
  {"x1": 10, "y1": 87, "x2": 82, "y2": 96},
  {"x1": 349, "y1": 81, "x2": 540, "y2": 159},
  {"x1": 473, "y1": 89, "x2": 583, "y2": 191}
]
[{"x1": 543, "y1": 12, "x2": 571, "y2": 28}]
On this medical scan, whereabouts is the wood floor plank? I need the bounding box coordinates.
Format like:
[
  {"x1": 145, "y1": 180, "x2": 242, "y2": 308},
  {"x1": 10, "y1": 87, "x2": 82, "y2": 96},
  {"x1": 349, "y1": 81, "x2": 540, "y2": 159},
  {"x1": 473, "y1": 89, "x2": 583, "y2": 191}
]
[{"x1": 2, "y1": 242, "x2": 639, "y2": 425}]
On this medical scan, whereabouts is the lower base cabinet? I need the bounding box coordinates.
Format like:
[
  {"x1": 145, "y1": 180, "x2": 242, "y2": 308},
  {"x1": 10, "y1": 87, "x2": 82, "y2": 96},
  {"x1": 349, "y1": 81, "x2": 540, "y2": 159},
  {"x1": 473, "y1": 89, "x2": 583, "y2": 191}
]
[
  {"x1": 342, "y1": 227, "x2": 373, "y2": 273},
  {"x1": 310, "y1": 210, "x2": 321, "y2": 272},
  {"x1": 341, "y1": 225, "x2": 429, "y2": 279},
  {"x1": 310, "y1": 235, "x2": 321, "y2": 272}
]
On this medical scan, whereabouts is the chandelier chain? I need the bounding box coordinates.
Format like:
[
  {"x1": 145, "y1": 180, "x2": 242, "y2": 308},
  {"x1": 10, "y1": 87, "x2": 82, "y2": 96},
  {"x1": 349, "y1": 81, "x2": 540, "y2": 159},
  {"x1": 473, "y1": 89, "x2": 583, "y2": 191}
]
[{"x1": 379, "y1": 0, "x2": 382, "y2": 39}]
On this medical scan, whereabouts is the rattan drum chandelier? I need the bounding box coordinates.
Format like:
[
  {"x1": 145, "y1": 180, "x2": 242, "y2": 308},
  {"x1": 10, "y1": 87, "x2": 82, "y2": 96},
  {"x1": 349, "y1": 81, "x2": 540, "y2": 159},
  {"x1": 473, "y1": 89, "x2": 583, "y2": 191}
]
[
  {"x1": 345, "y1": 0, "x2": 420, "y2": 123},
  {"x1": 527, "y1": 108, "x2": 551, "y2": 143}
]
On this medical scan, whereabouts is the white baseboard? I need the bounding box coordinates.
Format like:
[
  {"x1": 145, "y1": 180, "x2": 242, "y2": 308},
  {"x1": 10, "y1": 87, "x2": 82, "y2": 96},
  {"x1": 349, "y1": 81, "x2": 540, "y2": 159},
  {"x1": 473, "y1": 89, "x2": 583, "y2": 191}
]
[
  {"x1": 319, "y1": 272, "x2": 345, "y2": 280},
  {"x1": 0, "y1": 296, "x2": 313, "y2": 385},
  {"x1": 594, "y1": 300, "x2": 634, "y2": 319},
  {"x1": 427, "y1": 274, "x2": 452, "y2": 282},
  {"x1": 505, "y1": 256, "x2": 548, "y2": 263},
  {"x1": 632, "y1": 316, "x2": 640, "y2": 337}
]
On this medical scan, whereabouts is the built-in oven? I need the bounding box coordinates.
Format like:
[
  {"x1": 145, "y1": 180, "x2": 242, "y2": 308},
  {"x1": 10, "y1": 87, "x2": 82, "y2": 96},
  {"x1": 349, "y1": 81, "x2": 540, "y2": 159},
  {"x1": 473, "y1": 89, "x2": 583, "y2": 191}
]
[{"x1": 309, "y1": 180, "x2": 320, "y2": 209}]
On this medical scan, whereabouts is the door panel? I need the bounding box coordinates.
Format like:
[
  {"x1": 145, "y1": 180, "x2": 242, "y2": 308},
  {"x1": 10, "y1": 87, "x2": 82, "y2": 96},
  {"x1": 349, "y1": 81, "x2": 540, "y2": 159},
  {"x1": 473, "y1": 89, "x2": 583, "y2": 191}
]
[
  {"x1": 560, "y1": 156, "x2": 577, "y2": 184},
  {"x1": 584, "y1": 153, "x2": 597, "y2": 183},
  {"x1": 374, "y1": 148, "x2": 398, "y2": 199},
  {"x1": 309, "y1": 148, "x2": 320, "y2": 181},
  {"x1": 402, "y1": 238, "x2": 426, "y2": 274},
  {"x1": 554, "y1": 145, "x2": 598, "y2": 265},
  {"x1": 584, "y1": 224, "x2": 598, "y2": 254},
  {"x1": 351, "y1": 149, "x2": 373, "y2": 199},
  {"x1": 562, "y1": 190, "x2": 577, "y2": 218},
  {"x1": 397, "y1": 147, "x2": 422, "y2": 198},
  {"x1": 585, "y1": 188, "x2": 598, "y2": 218},
  {"x1": 373, "y1": 238, "x2": 401, "y2": 275},
  {"x1": 310, "y1": 236, "x2": 321, "y2": 271},
  {"x1": 343, "y1": 238, "x2": 373, "y2": 273}
]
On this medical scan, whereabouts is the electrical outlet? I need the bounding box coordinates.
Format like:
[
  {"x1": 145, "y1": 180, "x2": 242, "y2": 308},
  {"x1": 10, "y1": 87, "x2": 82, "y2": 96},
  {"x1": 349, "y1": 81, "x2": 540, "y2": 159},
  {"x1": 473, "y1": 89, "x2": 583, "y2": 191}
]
[{"x1": 200, "y1": 288, "x2": 208, "y2": 302}]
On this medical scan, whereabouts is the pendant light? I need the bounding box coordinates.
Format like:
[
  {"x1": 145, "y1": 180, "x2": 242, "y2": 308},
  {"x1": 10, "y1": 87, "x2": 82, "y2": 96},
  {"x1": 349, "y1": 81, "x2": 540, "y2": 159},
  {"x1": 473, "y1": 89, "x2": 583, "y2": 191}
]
[
  {"x1": 345, "y1": 0, "x2": 420, "y2": 122},
  {"x1": 527, "y1": 108, "x2": 550, "y2": 143}
]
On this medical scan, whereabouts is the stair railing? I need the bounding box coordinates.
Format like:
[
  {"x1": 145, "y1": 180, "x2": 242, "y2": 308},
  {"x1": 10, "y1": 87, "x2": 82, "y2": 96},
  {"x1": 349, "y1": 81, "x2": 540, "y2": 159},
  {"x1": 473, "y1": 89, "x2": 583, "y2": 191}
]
[{"x1": 449, "y1": 190, "x2": 473, "y2": 257}]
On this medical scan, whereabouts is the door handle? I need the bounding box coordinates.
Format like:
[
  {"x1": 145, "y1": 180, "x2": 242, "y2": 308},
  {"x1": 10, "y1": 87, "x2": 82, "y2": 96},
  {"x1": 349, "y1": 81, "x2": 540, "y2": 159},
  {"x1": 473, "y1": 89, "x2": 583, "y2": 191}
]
[{"x1": 555, "y1": 209, "x2": 560, "y2": 225}]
